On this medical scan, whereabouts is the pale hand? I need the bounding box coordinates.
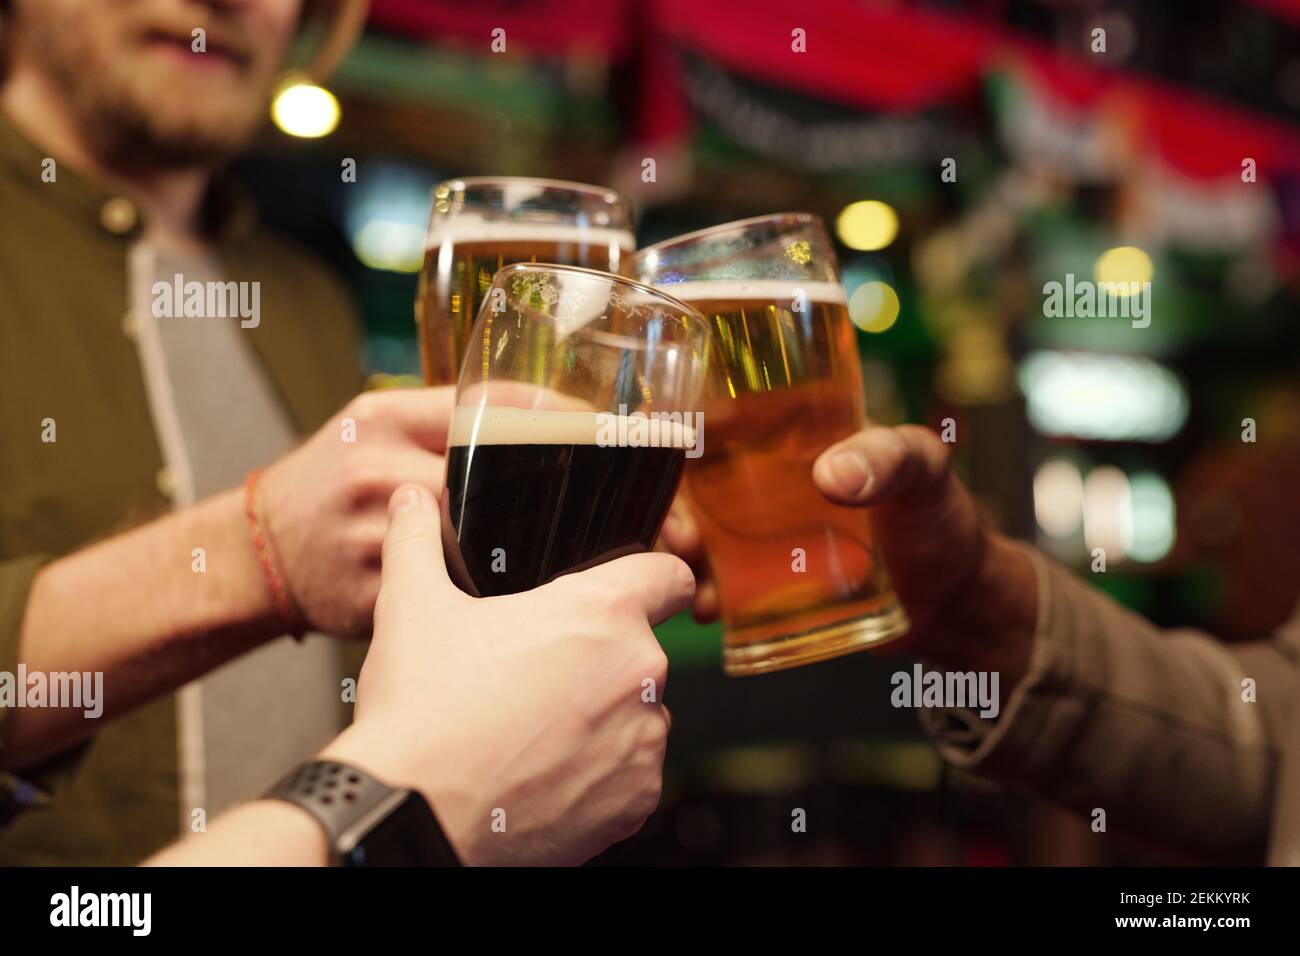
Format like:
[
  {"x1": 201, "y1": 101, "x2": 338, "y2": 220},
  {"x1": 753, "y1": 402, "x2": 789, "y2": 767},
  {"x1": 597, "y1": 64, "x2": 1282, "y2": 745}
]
[{"x1": 326, "y1": 484, "x2": 694, "y2": 866}]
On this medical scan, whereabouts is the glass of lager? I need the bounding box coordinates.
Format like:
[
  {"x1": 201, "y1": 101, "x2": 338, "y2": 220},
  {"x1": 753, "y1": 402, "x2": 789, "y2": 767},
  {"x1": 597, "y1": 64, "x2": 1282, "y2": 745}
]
[
  {"x1": 632, "y1": 213, "x2": 909, "y2": 675},
  {"x1": 416, "y1": 177, "x2": 635, "y2": 386},
  {"x1": 441, "y1": 263, "x2": 710, "y2": 598}
]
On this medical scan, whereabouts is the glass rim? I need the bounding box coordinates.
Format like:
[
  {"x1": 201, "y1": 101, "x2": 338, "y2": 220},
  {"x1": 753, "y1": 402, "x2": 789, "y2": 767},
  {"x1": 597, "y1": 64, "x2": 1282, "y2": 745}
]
[
  {"x1": 492, "y1": 261, "x2": 713, "y2": 342},
  {"x1": 435, "y1": 175, "x2": 629, "y2": 204},
  {"x1": 632, "y1": 211, "x2": 823, "y2": 260}
]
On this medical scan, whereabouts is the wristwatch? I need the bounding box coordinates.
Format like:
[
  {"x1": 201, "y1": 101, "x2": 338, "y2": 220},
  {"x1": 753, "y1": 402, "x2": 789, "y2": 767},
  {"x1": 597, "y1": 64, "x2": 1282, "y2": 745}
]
[{"x1": 266, "y1": 759, "x2": 462, "y2": 866}]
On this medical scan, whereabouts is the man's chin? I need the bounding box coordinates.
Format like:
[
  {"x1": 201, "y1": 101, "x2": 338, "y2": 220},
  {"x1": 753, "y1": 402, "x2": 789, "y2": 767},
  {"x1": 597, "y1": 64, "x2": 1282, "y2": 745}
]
[
  {"x1": 136, "y1": 131, "x2": 254, "y2": 168},
  {"x1": 99, "y1": 89, "x2": 268, "y2": 168}
]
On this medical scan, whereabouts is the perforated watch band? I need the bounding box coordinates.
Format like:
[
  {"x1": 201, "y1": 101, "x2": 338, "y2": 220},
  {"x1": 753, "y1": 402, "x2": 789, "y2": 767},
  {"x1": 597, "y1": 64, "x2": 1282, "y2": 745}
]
[
  {"x1": 266, "y1": 759, "x2": 461, "y2": 866},
  {"x1": 270, "y1": 759, "x2": 395, "y2": 840}
]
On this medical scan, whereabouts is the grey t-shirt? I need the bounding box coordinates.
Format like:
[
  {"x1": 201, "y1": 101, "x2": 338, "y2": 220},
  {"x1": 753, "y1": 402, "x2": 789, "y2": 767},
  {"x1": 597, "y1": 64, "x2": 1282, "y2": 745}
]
[{"x1": 130, "y1": 243, "x2": 345, "y2": 827}]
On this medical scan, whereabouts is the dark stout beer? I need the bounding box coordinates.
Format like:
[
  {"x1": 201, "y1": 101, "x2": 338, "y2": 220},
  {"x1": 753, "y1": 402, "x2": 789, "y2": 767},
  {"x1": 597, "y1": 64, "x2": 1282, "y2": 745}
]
[{"x1": 441, "y1": 406, "x2": 692, "y2": 597}]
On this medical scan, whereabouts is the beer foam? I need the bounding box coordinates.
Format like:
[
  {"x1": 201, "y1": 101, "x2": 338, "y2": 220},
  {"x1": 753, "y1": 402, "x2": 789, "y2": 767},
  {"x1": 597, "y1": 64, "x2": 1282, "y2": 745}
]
[
  {"x1": 451, "y1": 405, "x2": 697, "y2": 449},
  {"x1": 649, "y1": 278, "x2": 846, "y2": 306},
  {"x1": 426, "y1": 217, "x2": 635, "y2": 251}
]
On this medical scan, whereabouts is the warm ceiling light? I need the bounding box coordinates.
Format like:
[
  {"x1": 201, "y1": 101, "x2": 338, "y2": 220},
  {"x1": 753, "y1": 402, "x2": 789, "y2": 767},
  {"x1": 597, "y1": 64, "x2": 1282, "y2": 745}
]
[{"x1": 271, "y1": 78, "x2": 340, "y2": 138}]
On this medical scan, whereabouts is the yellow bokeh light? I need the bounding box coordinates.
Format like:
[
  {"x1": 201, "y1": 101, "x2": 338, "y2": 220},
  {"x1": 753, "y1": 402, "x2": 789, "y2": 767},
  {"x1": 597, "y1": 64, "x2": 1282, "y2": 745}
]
[
  {"x1": 271, "y1": 80, "x2": 340, "y2": 138},
  {"x1": 1094, "y1": 245, "x2": 1153, "y2": 293},
  {"x1": 848, "y1": 281, "x2": 900, "y2": 333},
  {"x1": 835, "y1": 200, "x2": 899, "y2": 251}
]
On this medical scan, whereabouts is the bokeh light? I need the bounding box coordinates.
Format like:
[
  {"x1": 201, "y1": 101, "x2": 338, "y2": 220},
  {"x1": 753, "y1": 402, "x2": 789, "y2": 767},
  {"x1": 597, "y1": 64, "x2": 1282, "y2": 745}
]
[
  {"x1": 1093, "y1": 245, "x2": 1154, "y2": 292},
  {"x1": 1082, "y1": 466, "x2": 1133, "y2": 562},
  {"x1": 848, "y1": 280, "x2": 901, "y2": 333},
  {"x1": 1033, "y1": 459, "x2": 1085, "y2": 538},
  {"x1": 342, "y1": 162, "x2": 437, "y2": 274},
  {"x1": 1128, "y1": 471, "x2": 1176, "y2": 563},
  {"x1": 352, "y1": 220, "x2": 424, "y2": 273},
  {"x1": 836, "y1": 200, "x2": 899, "y2": 251},
  {"x1": 1019, "y1": 351, "x2": 1187, "y2": 441},
  {"x1": 271, "y1": 80, "x2": 341, "y2": 138}
]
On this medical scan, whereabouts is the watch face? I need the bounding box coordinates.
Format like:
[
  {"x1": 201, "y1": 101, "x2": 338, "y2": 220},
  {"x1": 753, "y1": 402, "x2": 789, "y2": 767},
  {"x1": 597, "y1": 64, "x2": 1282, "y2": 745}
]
[{"x1": 344, "y1": 792, "x2": 461, "y2": 867}]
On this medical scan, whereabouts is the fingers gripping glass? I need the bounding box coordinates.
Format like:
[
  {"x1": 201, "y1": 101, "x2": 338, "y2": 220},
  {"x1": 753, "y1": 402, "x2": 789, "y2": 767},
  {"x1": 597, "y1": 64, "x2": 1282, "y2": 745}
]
[{"x1": 441, "y1": 263, "x2": 710, "y2": 598}]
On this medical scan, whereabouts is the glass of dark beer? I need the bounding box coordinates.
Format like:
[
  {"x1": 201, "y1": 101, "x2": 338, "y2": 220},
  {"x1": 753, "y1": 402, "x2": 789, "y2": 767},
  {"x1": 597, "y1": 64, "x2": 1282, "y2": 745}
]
[
  {"x1": 441, "y1": 263, "x2": 710, "y2": 598},
  {"x1": 632, "y1": 213, "x2": 909, "y2": 675},
  {"x1": 416, "y1": 177, "x2": 635, "y2": 386}
]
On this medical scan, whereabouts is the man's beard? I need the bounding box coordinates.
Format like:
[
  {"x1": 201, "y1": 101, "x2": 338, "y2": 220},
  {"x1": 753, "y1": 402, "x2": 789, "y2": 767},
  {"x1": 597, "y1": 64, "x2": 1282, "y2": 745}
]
[
  {"x1": 25, "y1": 13, "x2": 275, "y2": 169},
  {"x1": 74, "y1": 75, "x2": 269, "y2": 169}
]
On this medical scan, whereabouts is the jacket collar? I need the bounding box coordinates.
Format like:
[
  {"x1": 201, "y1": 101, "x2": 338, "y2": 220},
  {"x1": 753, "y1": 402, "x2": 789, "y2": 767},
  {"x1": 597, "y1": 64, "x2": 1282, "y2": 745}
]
[{"x1": 0, "y1": 113, "x2": 258, "y2": 243}]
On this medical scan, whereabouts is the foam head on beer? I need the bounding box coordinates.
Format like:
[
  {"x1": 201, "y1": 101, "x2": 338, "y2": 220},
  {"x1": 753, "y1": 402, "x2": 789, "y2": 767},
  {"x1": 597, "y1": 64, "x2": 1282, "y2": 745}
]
[
  {"x1": 665, "y1": 278, "x2": 846, "y2": 310},
  {"x1": 442, "y1": 405, "x2": 695, "y2": 597}
]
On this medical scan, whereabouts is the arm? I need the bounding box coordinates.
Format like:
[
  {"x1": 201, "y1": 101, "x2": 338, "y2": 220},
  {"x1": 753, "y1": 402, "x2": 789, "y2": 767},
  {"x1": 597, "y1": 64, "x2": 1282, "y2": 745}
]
[
  {"x1": 816, "y1": 425, "x2": 1288, "y2": 862},
  {"x1": 146, "y1": 483, "x2": 693, "y2": 867},
  {"x1": 926, "y1": 547, "x2": 1290, "y2": 863},
  {"x1": 5, "y1": 490, "x2": 279, "y2": 769},
  {"x1": 1, "y1": 388, "x2": 453, "y2": 772},
  {"x1": 665, "y1": 422, "x2": 1287, "y2": 862},
  {"x1": 145, "y1": 799, "x2": 328, "y2": 867}
]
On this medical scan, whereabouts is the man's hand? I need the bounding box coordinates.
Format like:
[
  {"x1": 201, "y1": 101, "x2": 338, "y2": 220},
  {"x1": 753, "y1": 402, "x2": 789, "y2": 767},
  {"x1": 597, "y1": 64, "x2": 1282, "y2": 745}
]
[
  {"x1": 258, "y1": 387, "x2": 454, "y2": 638},
  {"x1": 664, "y1": 424, "x2": 1037, "y2": 685},
  {"x1": 6, "y1": 390, "x2": 452, "y2": 767},
  {"x1": 813, "y1": 425, "x2": 1036, "y2": 680},
  {"x1": 324, "y1": 484, "x2": 694, "y2": 866}
]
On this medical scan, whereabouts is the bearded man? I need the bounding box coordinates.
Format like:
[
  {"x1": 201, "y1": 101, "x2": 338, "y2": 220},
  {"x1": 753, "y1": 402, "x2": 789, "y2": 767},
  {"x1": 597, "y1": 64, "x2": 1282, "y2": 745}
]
[{"x1": 0, "y1": 0, "x2": 437, "y2": 865}]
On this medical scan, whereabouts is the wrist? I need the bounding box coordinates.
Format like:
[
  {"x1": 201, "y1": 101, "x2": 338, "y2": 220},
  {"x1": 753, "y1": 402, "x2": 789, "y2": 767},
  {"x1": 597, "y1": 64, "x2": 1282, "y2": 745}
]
[
  {"x1": 314, "y1": 727, "x2": 472, "y2": 866},
  {"x1": 242, "y1": 468, "x2": 307, "y2": 638},
  {"x1": 198, "y1": 489, "x2": 283, "y2": 637},
  {"x1": 320, "y1": 722, "x2": 397, "y2": 775},
  {"x1": 145, "y1": 798, "x2": 329, "y2": 866},
  {"x1": 318, "y1": 723, "x2": 429, "y2": 807},
  {"x1": 926, "y1": 532, "x2": 1036, "y2": 688},
  {"x1": 320, "y1": 721, "x2": 476, "y2": 865},
  {"x1": 249, "y1": 799, "x2": 332, "y2": 865}
]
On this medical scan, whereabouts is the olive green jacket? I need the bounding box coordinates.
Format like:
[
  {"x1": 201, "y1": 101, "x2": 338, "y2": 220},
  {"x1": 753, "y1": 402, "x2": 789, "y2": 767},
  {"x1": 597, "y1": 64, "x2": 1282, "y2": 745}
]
[{"x1": 0, "y1": 116, "x2": 364, "y2": 864}]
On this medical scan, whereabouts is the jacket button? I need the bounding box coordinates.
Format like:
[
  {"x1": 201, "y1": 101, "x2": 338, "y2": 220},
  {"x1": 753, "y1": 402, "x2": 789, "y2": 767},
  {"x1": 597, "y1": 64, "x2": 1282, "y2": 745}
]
[
  {"x1": 100, "y1": 197, "x2": 138, "y2": 235},
  {"x1": 155, "y1": 466, "x2": 176, "y2": 500}
]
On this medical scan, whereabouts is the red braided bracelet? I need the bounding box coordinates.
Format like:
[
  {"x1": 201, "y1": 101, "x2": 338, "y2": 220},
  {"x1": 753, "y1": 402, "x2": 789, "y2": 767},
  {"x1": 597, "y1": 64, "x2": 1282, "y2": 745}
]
[{"x1": 244, "y1": 468, "x2": 305, "y2": 641}]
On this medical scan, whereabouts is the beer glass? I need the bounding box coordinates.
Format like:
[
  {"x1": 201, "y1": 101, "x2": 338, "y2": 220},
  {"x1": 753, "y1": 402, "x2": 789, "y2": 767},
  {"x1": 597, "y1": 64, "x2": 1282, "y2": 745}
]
[
  {"x1": 632, "y1": 213, "x2": 909, "y2": 675},
  {"x1": 442, "y1": 263, "x2": 710, "y2": 598},
  {"x1": 416, "y1": 176, "x2": 635, "y2": 386}
]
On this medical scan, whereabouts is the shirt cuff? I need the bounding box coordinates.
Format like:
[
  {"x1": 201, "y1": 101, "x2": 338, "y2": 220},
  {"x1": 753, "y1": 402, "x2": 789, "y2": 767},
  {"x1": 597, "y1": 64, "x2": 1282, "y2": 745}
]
[
  {"x1": 0, "y1": 554, "x2": 52, "y2": 742},
  {"x1": 917, "y1": 542, "x2": 1063, "y2": 769},
  {"x1": 0, "y1": 772, "x2": 52, "y2": 829},
  {"x1": 0, "y1": 554, "x2": 55, "y2": 827}
]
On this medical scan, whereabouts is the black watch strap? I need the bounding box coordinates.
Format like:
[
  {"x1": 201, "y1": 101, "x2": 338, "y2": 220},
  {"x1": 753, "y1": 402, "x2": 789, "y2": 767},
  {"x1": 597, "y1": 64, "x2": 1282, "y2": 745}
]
[{"x1": 266, "y1": 760, "x2": 461, "y2": 867}]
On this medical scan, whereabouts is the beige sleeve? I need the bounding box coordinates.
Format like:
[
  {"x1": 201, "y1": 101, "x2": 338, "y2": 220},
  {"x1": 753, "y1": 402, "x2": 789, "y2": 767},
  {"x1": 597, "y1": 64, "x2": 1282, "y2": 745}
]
[{"x1": 920, "y1": 544, "x2": 1298, "y2": 863}]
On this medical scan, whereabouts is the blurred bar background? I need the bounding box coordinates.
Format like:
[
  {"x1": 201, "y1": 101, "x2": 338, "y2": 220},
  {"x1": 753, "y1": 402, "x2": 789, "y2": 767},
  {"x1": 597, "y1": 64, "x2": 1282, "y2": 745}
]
[{"x1": 250, "y1": 0, "x2": 1300, "y2": 865}]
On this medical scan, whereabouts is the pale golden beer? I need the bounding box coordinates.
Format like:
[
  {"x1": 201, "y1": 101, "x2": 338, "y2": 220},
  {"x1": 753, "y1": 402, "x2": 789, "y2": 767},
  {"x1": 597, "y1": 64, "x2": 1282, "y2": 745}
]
[
  {"x1": 634, "y1": 217, "x2": 908, "y2": 674},
  {"x1": 416, "y1": 178, "x2": 634, "y2": 386}
]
